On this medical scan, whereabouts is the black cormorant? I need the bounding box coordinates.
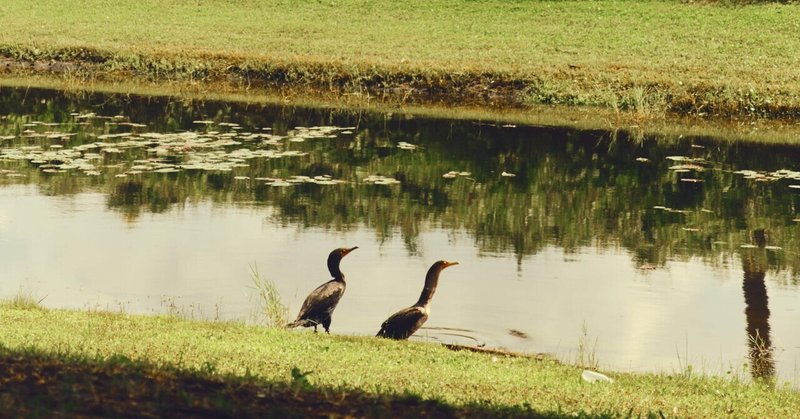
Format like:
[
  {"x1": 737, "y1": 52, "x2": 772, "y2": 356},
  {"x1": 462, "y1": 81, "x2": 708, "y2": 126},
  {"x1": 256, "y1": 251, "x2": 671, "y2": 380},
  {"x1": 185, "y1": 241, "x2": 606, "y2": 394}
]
[
  {"x1": 286, "y1": 246, "x2": 358, "y2": 333},
  {"x1": 376, "y1": 260, "x2": 458, "y2": 340}
]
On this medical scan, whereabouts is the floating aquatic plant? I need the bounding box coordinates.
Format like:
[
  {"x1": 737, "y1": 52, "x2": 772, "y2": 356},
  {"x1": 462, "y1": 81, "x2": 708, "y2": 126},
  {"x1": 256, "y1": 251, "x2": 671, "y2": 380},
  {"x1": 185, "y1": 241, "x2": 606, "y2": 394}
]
[
  {"x1": 734, "y1": 168, "x2": 800, "y2": 182},
  {"x1": 364, "y1": 174, "x2": 400, "y2": 185},
  {"x1": 0, "y1": 114, "x2": 364, "y2": 183},
  {"x1": 397, "y1": 141, "x2": 418, "y2": 150},
  {"x1": 442, "y1": 171, "x2": 471, "y2": 179}
]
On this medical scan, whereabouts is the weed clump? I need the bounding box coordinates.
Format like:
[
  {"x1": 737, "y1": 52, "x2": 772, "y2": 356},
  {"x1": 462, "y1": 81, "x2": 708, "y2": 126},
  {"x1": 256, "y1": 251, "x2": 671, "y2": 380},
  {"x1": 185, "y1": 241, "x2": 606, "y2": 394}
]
[{"x1": 249, "y1": 263, "x2": 288, "y2": 328}]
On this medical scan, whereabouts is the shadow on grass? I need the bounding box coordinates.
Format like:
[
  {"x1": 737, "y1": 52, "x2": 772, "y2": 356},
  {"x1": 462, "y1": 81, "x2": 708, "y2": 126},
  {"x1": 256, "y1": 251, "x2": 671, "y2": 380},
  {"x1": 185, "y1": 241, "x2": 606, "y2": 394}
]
[{"x1": 0, "y1": 345, "x2": 610, "y2": 418}]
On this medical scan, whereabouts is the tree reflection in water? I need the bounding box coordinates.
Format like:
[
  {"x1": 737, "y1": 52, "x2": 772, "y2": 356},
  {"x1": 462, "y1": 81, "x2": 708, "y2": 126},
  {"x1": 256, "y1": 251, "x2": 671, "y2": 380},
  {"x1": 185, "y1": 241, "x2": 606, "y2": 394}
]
[
  {"x1": 2, "y1": 87, "x2": 800, "y2": 274},
  {"x1": 1, "y1": 87, "x2": 800, "y2": 383},
  {"x1": 741, "y1": 229, "x2": 775, "y2": 382}
]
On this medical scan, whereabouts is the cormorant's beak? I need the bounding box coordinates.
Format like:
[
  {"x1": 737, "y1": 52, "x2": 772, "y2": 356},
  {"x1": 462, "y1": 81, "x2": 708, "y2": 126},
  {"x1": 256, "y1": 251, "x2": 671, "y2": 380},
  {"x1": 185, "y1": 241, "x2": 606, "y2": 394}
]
[
  {"x1": 343, "y1": 246, "x2": 359, "y2": 255},
  {"x1": 443, "y1": 261, "x2": 459, "y2": 269}
]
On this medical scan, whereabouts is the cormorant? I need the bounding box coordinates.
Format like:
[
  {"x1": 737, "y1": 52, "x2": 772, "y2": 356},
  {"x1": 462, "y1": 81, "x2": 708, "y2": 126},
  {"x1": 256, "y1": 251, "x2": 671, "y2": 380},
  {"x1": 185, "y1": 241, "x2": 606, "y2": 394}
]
[
  {"x1": 376, "y1": 260, "x2": 458, "y2": 340},
  {"x1": 286, "y1": 246, "x2": 358, "y2": 333}
]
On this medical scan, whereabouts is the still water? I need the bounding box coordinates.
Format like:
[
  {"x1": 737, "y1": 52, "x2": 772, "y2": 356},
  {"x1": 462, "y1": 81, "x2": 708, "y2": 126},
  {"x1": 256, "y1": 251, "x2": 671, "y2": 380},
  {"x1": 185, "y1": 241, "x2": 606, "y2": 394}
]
[{"x1": 1, "y1": 87, "x2": 799, "y2": 385}]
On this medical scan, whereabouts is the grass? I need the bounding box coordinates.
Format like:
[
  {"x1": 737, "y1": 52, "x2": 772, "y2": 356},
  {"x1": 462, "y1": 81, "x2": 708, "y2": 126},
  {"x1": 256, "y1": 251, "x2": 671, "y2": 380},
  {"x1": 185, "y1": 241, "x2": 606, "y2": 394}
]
[
  {"x1": 1, "y1": 1, "x2": 800, "y2": 120},
  {"x1": 249, "y1": 263, "x2": 289, "y2": 328},
  {"x1": 575, "y1": 322, "x2": 599, "y2": 370},
  {"x1": 1, "y1": 302, "x2": 799, "y2": 417},
  {"x1": 1, "y1": 291, "x2": 45, "y2": 311},
  {"x1": 0, "y1": 347, "x2": 497, "y2": 418}
]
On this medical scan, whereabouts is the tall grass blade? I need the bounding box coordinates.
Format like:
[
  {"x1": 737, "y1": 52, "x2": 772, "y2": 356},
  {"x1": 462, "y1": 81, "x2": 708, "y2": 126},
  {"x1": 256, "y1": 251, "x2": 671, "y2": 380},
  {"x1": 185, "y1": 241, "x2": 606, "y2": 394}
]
[{"x1": 249, "y1": 263, "x2": 288, "y2": 328}]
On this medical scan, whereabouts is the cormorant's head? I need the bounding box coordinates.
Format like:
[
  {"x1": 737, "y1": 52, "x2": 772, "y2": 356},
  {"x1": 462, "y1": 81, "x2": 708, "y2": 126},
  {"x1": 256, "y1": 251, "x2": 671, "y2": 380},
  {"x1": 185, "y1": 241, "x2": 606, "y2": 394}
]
[
  {"x1": 433, "y1": 260, "x2": 459, "y2": 271},
  {"x1": 423, "y1": 260, "x2": 459, "y2": 283},
  {"x1": 328, "y1": 246, "x2": 358, "y2": 263},
  {"x1": 327, "y1": 246, "x2": 358, "y2": 278}
]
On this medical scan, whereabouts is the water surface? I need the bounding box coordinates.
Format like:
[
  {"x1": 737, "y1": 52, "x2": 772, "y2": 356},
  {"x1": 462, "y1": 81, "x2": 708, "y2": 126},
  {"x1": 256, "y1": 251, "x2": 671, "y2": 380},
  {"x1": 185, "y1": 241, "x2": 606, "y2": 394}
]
[{"x1": 1, "y1": 87, "x2": 799, "y2": 386}]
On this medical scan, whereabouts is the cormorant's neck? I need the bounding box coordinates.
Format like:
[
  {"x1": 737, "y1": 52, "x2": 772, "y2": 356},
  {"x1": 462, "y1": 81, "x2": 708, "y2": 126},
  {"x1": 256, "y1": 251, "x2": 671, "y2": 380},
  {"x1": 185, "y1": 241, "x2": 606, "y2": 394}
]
[
  {"x1": 414, "y1": 265, "x2": 443, "y2": 307},
  {"x1": 328, "y1": 256, "x2": 345, "y2": 281}
]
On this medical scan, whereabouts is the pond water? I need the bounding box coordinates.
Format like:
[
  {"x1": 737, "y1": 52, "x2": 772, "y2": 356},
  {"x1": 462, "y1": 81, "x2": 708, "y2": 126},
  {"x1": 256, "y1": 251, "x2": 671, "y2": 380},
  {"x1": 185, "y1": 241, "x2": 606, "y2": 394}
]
[{"x1": 1, "y1": 87, "x2": 799, "y2": 386}]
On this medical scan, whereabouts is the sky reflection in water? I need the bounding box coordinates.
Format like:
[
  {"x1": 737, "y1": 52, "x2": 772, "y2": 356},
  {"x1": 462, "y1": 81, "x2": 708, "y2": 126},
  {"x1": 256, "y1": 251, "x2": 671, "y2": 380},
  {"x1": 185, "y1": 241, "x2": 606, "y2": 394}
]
[{"x1": 0, "y1": 87, "x2": 799, "y2": 386}]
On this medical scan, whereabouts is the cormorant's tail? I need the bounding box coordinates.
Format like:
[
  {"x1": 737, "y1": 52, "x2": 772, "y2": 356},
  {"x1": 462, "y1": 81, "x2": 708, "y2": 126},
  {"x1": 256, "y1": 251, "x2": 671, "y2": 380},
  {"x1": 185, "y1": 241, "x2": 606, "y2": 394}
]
[{"x1": 286, "y1": 319, "x2": 318, "y2": 329}]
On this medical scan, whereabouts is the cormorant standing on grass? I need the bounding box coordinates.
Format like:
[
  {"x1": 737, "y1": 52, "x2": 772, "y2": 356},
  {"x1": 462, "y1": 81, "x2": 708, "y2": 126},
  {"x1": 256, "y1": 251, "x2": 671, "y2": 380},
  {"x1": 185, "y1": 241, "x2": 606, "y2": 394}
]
[
  {"x1": 376, "y1": 260, "x2": 458, "y2": 340},
  {"x1": 287, "y1": 246, "x2": 358, "y2": 333}
]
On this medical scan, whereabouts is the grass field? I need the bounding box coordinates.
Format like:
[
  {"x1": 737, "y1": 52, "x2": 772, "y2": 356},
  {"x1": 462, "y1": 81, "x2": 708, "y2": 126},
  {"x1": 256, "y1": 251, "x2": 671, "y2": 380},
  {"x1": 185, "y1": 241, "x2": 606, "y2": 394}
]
[
  {"x1": 1, "y1": 1, "x2": 799, "y2": 118},
  {"x1": 1, "y1": 301, "x2": 799, "y2": 417},
  {"x1": 3, "y1": 3, "x2": 800, "y2": 415}
]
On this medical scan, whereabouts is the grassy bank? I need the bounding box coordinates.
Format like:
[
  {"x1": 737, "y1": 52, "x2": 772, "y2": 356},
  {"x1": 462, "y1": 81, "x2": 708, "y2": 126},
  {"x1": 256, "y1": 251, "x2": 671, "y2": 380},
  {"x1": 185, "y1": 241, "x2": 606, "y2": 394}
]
[
  {"x1": 1, "y1": 1, "x2": 800, "y2": 120},
  {"x1": 1, "y1": 302, "x2": 799, "y2": 417}
]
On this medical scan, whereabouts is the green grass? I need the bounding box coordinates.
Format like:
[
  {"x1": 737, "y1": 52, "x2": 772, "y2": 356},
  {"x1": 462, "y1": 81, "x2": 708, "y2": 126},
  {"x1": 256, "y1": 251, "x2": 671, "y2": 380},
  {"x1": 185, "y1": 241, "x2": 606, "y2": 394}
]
[
  {"x1": 0, "y1": 291, "x2": 44, "y2": 311},
  {"x1": 1, "y1": 347, "x2": 505, "y2": 418},
  {"x1": 249, "y1": 263, "x2": 289, "y2": 328},
  {"x1": 1, "y1": 1, "x2": 800, "y2": 118},
  {"x1": 1, "y1": 303, "x2": 798, "y2": 417}
]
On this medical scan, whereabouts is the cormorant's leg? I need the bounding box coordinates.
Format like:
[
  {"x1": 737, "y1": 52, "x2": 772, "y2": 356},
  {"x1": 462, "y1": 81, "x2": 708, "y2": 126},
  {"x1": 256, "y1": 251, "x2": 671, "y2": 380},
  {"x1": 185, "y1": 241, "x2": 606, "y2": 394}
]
[
  {"x1": 322, "y1": 318, "x2": 331, "y2": 334},
  {"x1": 313, "y1": 324, "x2": 318, "y2": 333}
]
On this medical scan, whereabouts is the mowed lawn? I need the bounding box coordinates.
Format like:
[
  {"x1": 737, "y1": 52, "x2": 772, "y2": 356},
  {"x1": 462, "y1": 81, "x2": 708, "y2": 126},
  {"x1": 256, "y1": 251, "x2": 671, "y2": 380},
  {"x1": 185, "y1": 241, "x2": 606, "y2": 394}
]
[
  {"x1": 1, "y1": 1, "x2": 799, "y2": 115},
  {"x1": 1, "y1": 303, "x2": 800, "y2": 417}
]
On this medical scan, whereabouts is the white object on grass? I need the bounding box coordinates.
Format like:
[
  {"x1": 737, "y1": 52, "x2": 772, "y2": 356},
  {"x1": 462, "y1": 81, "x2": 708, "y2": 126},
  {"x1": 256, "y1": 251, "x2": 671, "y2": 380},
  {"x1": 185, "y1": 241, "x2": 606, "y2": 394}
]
[{"x1": 581, "y1": 370, "x2": 613, "y2": 384}]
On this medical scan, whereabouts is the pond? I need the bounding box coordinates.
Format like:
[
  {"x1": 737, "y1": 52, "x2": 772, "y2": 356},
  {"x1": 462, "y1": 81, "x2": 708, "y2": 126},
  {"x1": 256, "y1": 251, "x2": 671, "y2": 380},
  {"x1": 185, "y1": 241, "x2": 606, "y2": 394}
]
[{"x1": 1, "y1": 87, "x2": 799, "y2": 386}]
